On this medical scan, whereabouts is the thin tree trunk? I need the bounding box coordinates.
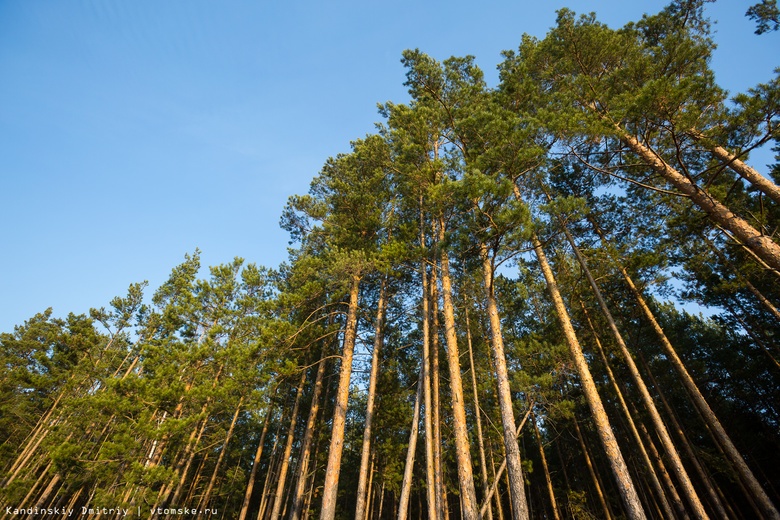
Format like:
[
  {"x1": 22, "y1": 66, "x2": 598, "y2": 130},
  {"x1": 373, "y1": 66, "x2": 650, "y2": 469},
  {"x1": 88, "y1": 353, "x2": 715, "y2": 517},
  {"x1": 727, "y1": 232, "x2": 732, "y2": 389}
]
[
  {"x1": 591, "y1": 219, "x2": 780, "y2": 520},
  {"x1": 398, "y1": 365, "x2": 424, "y2": 520},
  {"x1": 700, "y1": 232, "x2": 780, "y2": 320},
  {"x1": 419, "y1": 224, "x2": 439, "y2": 520},
  {"x1": 465, "y1": 305, "x2": 494, "y2": 520},
  {"x1": 290, "y1": 352, "x2": 328, "y2": 520},
  {"x1": 479, "y1": 405, "x2": 534, "y2": 518},
  {"x1": 479, "y1": 242, "x2": 530, "y2": 520},
  {"x1": 239, "y1": 399, "x2": 275, "y2": 520},
  {"x1": 572, "y1": 417, "x2": 613, "y2": 520},
  {"x1": 270, "y1": 371, "x2": 307, "y2": 520},
  {"x1": 531, "y1": 233, "x2": 646, "y2": 519},
  {"x1": 320, "y1": 274, "x2": 361, "y2": 520},
  {"x1": 430, "y1": 266, "x2": 448, "y2": 520},
  {"x1": 580, "y1": 301, "x2": 679, "y2": 520},
  {"x1": 532, "y1": 413, "x2": 561, "y2": 520},
  {"x1": 637, "y1": 356, "x2": 737, "y2": 520},
  {"x1": 200, "y1": 397, "x2": 245, "y2": 515},
  {"x1": 436, "y1": 216, "x2": 480, "y2": 520},
  {"x1": 355, "y1": 281, "x2": 388, "y2": 520}
]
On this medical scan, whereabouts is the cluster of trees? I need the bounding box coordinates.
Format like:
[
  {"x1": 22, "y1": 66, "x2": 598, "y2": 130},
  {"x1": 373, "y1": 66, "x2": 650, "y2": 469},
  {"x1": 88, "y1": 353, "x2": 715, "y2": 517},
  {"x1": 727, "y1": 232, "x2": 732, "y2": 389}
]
[{"x1": 2, "y1": 1, "x2": 779, "y2": 518}]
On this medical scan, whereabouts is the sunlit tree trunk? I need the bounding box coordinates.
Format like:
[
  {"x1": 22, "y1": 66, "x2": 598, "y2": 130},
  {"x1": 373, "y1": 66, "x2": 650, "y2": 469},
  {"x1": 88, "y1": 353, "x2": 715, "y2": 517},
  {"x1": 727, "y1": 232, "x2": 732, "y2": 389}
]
[
  {"x1": 239, "y1": 399, "x2": 274, "y2": 520},
  {"x1": 480, "y1": 242, "x2": 530, "y2": 520},
  {"x1": 269, "y1": 372, "x2": 307, "y2": 520},
  {"x1": 532, "y1": 413, "x2": 560, "y2": 520},
  {"x1": 290, "y1": 352, "x2": 328, "y2": 520},
  {"x1": 465, "y1": 306, "x2": 493, "y2": 520},
  {"x1": 436, "y1": 216, "x2": 479, "y2": 520},
  {"x1": 320, "y1": 274, "x2": 361, "y2": 520},
  {"x1": 398, "y1": 365, "x2": 424, "y2": 520},
  {"x1": 560, "y1": 224, "x2": 708, "y2": 519}
]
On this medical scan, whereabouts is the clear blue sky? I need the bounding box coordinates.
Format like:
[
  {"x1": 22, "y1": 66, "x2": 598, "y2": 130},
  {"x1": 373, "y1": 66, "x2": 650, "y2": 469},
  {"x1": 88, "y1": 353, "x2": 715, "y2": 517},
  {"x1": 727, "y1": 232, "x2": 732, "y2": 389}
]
[{"x1": 1, "y1": 1, "x2": 777, "y2": 332}]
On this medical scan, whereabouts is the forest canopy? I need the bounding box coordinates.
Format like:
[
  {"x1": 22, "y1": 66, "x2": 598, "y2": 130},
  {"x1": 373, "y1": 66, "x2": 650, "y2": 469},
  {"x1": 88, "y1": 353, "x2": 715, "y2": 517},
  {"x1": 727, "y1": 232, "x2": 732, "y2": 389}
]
[{"x1": 2, "y1": 1, "x2": 779, "y2": 519}]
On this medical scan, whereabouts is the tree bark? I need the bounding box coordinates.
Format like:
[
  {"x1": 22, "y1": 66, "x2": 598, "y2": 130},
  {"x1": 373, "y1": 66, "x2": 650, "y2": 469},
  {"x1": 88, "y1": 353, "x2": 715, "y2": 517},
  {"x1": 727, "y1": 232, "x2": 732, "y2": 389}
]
[
  {"x1": 239, "y1": 398, "x2": 274, "y2": 520},
  {"x1": 465, "y1": 305, "x2": 494, "y2": 520},
  {"x1": 689, "y1": 128, "x2": 780, "y2": 205},
  {"x1": 617, "y1": 128, "x2": 780, "y2": 271},
  {"x1": 398, "y1": 365, "x2": 424, "y2": 520},
  {"x1": 289, "y1": 351, "x2": 328, "y2": 520},
  {"x1": 532, "y1": 413, "x2": 561, "y2": 520},
  {"x1": 270, "y1": 371, "x2": 307, "y2": 520},
  {"x1": 560, "y1": 224, "x2": 708, "y2": 518},
  {"x1": 480, "y1": 242, "x2": 530, "y2": 520},
  {"x1": 436, "y1": 216, "x2": 479, "y2": 520},
  {"x1": 319, "y1": 274, "x2": 361, "y2": 520}
]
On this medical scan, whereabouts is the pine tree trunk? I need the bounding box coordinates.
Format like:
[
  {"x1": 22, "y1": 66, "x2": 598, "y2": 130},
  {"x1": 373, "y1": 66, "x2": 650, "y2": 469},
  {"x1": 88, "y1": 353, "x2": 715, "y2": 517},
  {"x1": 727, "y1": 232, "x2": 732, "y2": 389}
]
[
  {"x1": 560, "y1": 225, "x2": 708, "y2": 519},
  {"x1": 320, "y1": 274, "x2": 361, "y2": 520},
  {"x1": 270, "y1": 371, "x2": 307, "y2": 520},
  {"x1": 531, "y1": 234, "x2": 646, "y2": 519},
  {"x1": 465, "y1": 306, "x2": 494, "y2": 520},
  {"x1": 591, "y1": 219, "x2": 780, "y2": 520},
  {"x1": 398, "y1": 365, "x2": 424, "y2": 520},
  {"x1": 689, "y1": 128, "x2": 780, "y2": 205},
  {"x1": 436, "y1": 216, "x2": 480, "y2": 520},
  {"x1": 430, "y1": 266, "x2": 448, "y2": 520},
  {"x1": 532, "y1": 414, "x2": 561, "y2": 520},
  {"x1": 290, "y1": 351, "x2": 328, "y2": 520},
  {"x1": 700, "y1": 232, "x2": 780, "y2": 320},
  {"x1": 617, "y1": 128, "x2": 780, "y2": 271},
  {"x1": 572, "y1": 417, "x2": 613, "y2": 520},
  {"x1": 479, "y1": 405, "x2": 534, "y2": 518},
  {"x1": 420, "y1": 252, "x2": 439, "y2": 520},
  {"x1": 355, "y1": 281, "x2": 387, "y2": 520},
  {"x1": 239, "y1": 399, "x2": 274, "y2": 520},
  {"x1": 479, "y1": 242, "x2": 530, "y2": 520},
  {"x1": 200, "y1": 397, "x2": 244, "y2": 515}
]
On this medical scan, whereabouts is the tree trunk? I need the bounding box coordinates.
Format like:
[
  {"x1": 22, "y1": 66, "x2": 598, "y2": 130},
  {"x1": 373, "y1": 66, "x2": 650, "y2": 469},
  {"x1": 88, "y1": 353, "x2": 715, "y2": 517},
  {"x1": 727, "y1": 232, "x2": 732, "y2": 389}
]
[
  {"x1": 480, "y1": 242, "x2": 530, "y2": 520},
  {"x1": 270, "y1": 371, "x2": 307, "y2": 520},
  {"x1": 532, "y1": 413, "x2": 561, "y2": 520},
  {"x1": 579, "y1": 301, "x2": 680, "y2": 520},
  {"x1": 465, "y1": 305, "x2": 494, "y2": 520},
  {"x1": 398, "y1": 365, "x2": 424, "y2": 520},
  {"x1": 572, "y1": 417, "x2": 613, "y2": 520},
  {"x1": 200, "y1": 397, "x2": 245, "y2": 515},
  {"x1": 420, "y1": 229, "x2": 439, "y2": 520},
  {"x1": 239, "y1": 398, "x2": 274, "y2": 520},
  {"x1": 531, "y1": 234, "x2": 646, "y2": 519},
  {"x1": 355, "y1": 281, "x2": 387, "y2": 520},
  {"x1": 290, "y1": 351, "x2": 328, "y2": 520},
  {"x1": 617, "y1": 128, "x2": 780, "y2": 271},
  {"x1": 689, "y1": 128, "x2": 780, "y2": 205},
  {"x1": 479, "y1": 405, "x2": 534, "y2": 518},
  {"x1": 436, "y1": 216, "x2": 480, "y2": 520},
  {"x1": 430, "y1": 266, "x2": 448, "y2": 520},
  {"x1": 320, "y1": 274, "x2": 361, "y2": 520}
]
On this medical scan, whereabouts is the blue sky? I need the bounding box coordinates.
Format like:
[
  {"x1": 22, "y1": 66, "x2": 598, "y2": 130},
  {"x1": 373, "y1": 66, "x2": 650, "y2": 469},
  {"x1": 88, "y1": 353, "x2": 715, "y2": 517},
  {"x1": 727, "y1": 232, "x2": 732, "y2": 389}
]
[{"x1": 1, "y1": 1, "x2": 777, "y2": 332}]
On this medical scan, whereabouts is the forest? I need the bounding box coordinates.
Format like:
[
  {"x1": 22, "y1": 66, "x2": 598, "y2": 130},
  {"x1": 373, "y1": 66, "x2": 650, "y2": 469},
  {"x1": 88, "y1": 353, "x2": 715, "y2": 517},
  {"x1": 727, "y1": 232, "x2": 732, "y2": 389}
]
[{"x1": 2, "y1": 1, "x2": 779, "y2": 519}]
